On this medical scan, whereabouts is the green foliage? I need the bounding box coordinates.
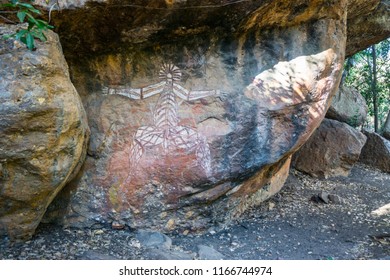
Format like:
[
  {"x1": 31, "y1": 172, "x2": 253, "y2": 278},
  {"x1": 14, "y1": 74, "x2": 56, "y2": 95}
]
[
  {"x1": 343, "y1": 39, "x2": 390, "y2": 131},
  {"x1": 1, "y1": 0, "x2": 53, "y2": 50}
]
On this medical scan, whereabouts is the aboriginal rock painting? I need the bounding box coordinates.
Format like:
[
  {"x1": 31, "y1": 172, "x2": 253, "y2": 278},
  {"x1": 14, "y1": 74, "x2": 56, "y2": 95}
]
[{"x1": 105, "y1": 63, "x2": 220, "y2": 184}]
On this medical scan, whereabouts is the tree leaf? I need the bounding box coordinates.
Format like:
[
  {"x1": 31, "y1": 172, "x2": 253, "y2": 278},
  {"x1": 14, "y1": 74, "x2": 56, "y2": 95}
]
[
  {"x1": 17, "y1": 3, "x2": 35, "y2": 9},
  {"x1": 0, "y1": 3, "x2": 17, "y2": 8},
  {"x1": 1, "y1": 1, "x2": 54, "y2": 50},
  {"x1": 35, "y1": 19, "x2": 48, "y2": 29},
  {"x1": 26, "y1": 12, "x2": 39, "y2": 26},
  {"x1": 32, "y1": 29, "x2": 47, "y2": 42},
  {"x1": 27, "y1": 20, "x2": 35, "y2": 31},
  {"x1": 15, "y1": 29, "x2": 28, "y2": 40},
  {"x1": 26, "y1": 32, "x2": 35, "y2": 50},
  {"x1": 17, "y1": 10, "x2": 26, "y2": 23},
  {"x1": 17, "y1": 3, "x2": 41, "y2": 14},
  {"x1": 20, "y1": 35, "x2": 27, "y2": 44}
]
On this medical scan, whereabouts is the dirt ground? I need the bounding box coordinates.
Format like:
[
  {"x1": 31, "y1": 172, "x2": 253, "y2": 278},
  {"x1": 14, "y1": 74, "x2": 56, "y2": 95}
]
[{"x1": 1, "y1": 163, "x2": 389, "y2": 260}]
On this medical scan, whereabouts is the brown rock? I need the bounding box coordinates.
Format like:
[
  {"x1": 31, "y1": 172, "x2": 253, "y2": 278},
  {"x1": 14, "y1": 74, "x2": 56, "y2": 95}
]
[
  {"x1": 326, "y1": 85, "x2": 368, "y2": 127},
  {"x1": 292, "y1": 119, "x2": 367, "y2": 178},
  {"x1": 0, "y1": 25, "x2": 89, "y2": 240},
  {"x1": 0, "y1": 0, "x2": 387, "y2": 240},
  {"x1": 346, "y1": 0, "x2": 390, "y2": 56},
  {"x1": 29, "y1": 0, "x2": 389, "y2": 59},
  {"x1": 111, "y1": 221, "x2": 125, "y2": 230},
  {"x1": 48, "y1": 1, "x2": 347, "y2": 232},
  {"x1": 359, "y1": 131, "x2": 390, "y2": 173},
  {"x1": 40, "y1": 1, "x2": 388, "y2": 232}
]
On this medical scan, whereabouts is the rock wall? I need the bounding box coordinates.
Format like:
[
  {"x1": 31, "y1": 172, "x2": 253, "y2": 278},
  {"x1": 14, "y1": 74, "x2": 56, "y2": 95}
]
[
  {"x1": 346, "y1": 0, "x2": 390, "y2": 56},
  {"x1": 0, "y1": 25, "x2": 90, "y2": 240},
  {"x1": 1, "y1": 0, "x2": 389, "y2": 237},
  {"x1": 30, "y1": 0, "x2": 389, "y2": 58},
  {"x1": 40, "y1": 0, "x2": 348, "y2": 232}
]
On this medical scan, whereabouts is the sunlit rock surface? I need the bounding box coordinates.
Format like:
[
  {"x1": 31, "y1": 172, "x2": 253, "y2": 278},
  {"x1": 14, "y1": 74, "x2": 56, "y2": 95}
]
[{"x1": 0, "y1": 26, "x2": 89, "y2": 240}]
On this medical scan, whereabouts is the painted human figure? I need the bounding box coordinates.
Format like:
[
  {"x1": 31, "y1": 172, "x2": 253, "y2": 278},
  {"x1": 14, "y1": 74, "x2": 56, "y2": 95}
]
[{"x1": 104, "y1": 64, "x2": 219, "y2": 184}]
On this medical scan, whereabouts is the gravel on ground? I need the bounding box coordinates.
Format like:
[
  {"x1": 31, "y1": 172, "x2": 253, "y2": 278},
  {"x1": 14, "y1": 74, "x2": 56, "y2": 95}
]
[{"x1": 1, "y1": 163, "x2": 389, "y2": 260}]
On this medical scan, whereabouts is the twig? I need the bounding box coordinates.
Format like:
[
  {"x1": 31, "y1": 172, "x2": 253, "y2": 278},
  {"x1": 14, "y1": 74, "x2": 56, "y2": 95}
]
[
  {"x1": 0, "y1": 14, "x2": 15, "y2": 24},
  {"x1": 47, "y1": 0, "x2": 61, "y2": 24}
]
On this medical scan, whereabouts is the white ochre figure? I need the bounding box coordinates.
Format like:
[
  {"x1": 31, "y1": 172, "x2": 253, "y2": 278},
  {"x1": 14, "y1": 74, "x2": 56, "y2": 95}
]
[{"x1": 104, "y1": 63, "x2": 219, "y2": 184}]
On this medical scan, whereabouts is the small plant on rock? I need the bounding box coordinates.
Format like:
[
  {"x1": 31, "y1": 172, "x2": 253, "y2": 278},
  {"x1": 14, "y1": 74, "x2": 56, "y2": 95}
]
[{"x1": 0, "y1": 0, "x2": 53, "y2": 50}]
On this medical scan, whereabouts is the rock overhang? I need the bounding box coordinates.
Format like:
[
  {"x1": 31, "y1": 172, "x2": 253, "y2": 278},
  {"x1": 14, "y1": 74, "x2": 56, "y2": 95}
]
[
  {"x1": 27, "y1": 0, "x2": 389, "y2": 59},
  {"x1": 39, "y1": 1, "x2": 348, "y2": 231},
  {"x1": 2, "y1": 0, "x2": 389, "y2": 237}
]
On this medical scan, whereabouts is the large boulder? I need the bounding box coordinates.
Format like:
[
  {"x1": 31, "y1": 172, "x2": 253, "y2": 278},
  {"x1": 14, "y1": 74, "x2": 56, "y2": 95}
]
[
  {"x1": 0, "y1": 25, "x2": 89, "y2": 240},
  {"x1": 292, "y1": 119, "x2": 367, "y2": 178},
  {"x1": 383, "y1": 110, "x2": 390, "y2": 140},
  {"x1": 326, "y1": 84, "x2": 368, "y2": 127},
  {"x1": 41, "y1": 0, "x2": 348, "y2": 232},
  {"x1": 359, "y1": 131, "x2": 390, "y2": 173}
]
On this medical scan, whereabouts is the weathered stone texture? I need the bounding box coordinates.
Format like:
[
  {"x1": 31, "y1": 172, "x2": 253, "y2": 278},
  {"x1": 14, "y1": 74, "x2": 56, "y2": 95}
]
[
  {"x1": 0, "y1": 25, "x2": 89, "y2": 240},
  {"x1": 359, "y1": 131, "x2": 390, "y2": 173},
  {"x1": 54, "y1": 3, "x2": 346, "y2": 231},
  {"x1": 346, "y1": 0, "x2": 390, "y2": 56},
  {"x1": 30, "y1": 0, "x2": 389, "y2": 58},
  {"x1": 292, "y1": 119, "x2": 367, "y2": 178},
  {"x1": 326, "y1": 84, "x2": 368, "y2": 127}
]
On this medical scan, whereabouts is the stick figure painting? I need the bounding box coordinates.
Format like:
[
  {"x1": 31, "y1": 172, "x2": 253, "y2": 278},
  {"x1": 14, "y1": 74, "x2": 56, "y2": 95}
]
[{"x1": 104, "y1": 63, "x2": 220, "y2": 186}]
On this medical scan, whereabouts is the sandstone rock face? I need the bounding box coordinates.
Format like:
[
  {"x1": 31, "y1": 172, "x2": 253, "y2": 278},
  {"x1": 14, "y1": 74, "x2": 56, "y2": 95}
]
[
  {"x1": 360, "y1": 131, "x2": 390, "y2": 173},
  {"x1": 326, "y1": 84, "x2": 368, "y2": 127},
  {"x1": 32, "y1": 0, "x2": 389, "y2": 58},
  {"x1": 383, "y1": 110, "x2": 390, "y2": 140},
  {"x1": 292, "y1": 119, "x2": 367, "y2": 178},
  {"x1": 346, "y1": 0, "x2": 390, "y2": 56},
  {"x1": 39, "y1": 0, "x2": 348, "y2": 232},
  {"x1": 0, "y1": 25, "x2": 89, "y2": 240}
]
